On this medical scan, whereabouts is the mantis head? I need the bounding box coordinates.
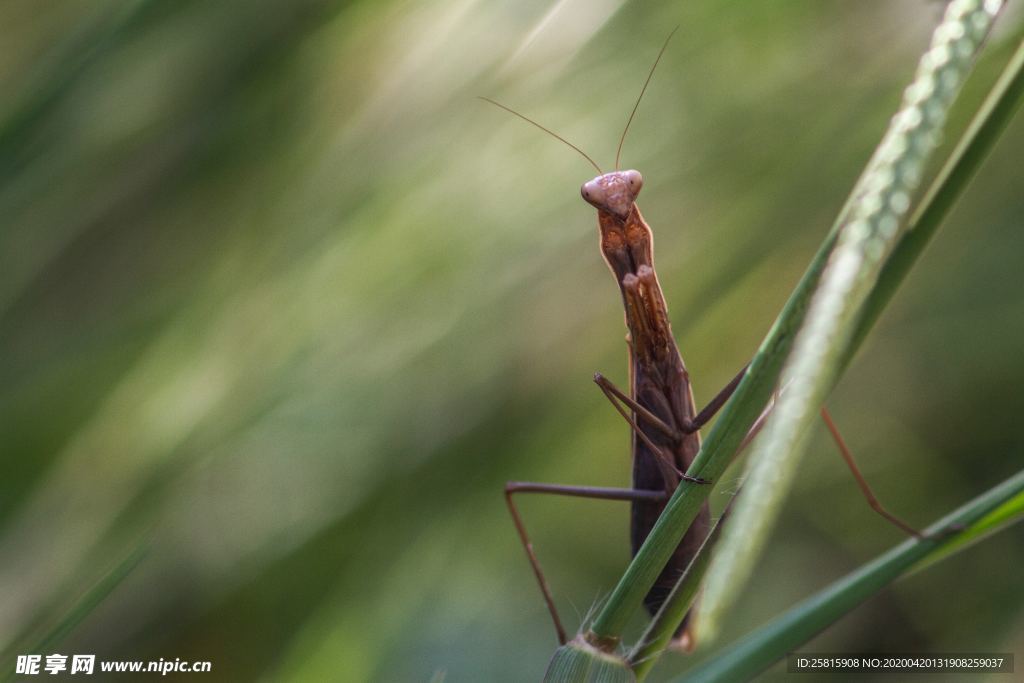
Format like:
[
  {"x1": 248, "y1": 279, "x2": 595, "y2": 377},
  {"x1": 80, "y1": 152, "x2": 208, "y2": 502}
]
[{"x1": 581, "y1": 170, "x2": 643, "y2": 220}]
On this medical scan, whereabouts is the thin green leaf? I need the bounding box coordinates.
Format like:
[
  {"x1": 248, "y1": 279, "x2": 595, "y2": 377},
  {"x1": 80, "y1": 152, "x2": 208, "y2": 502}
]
[
  {"x1": 674, "y1": 468, "x2": 1024, "y2": 683},
  {"x1": 698, "y1": 0, "x2": 1005, "y2": 642},
  {"x1": 621, "y1": 31, "x2": 1024, "y2": 675},
  {"x1": 583, "y1": 0, "x2": 1009, "y2": 651},
  {"x1": 628, "y1": 514, "x2": 725, "y2": 679}
]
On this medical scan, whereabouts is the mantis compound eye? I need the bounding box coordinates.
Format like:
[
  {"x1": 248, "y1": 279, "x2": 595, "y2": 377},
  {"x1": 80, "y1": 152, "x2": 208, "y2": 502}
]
[
  {"x1": 581, "y1": 179, "x2": 606, "y2": 207},
  {"x1": 623, "y1": 169, "x2": 643, "y2": 193}
]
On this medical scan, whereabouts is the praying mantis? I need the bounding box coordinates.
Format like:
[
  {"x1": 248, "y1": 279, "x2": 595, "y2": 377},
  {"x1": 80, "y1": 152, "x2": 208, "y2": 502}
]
[{"x1": 486, "y1": 33, "x2": 923, "y2": 650}]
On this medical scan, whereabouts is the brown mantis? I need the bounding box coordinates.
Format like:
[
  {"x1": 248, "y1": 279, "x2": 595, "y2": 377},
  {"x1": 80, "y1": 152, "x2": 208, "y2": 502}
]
[{"x1": 487, "y1": 33, "x2": 923, "y2": 650}]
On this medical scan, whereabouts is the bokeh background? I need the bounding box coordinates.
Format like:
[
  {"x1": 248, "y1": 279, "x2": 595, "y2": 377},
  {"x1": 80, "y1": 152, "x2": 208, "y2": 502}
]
[{"x1": 2, "y1": 1, "x2": 1023, "y2": 681}]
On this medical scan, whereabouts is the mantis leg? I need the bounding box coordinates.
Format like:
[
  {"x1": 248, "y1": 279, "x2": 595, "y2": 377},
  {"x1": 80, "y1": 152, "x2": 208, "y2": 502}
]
[
  {"x1": 685, "y1": 364, "x2": 748, "y2": 433},
  {"x1": 504, "y1": 482, "x2": 669, "y2": 645},
  {"x1": 592, "y1": 373, "x2": 707, "y2": 485},
  {"x1": 592, "y1": 367, "x2": 748, "y2": 486},
  {"x1": 594, "y1": 365, "x2": 749, "y2": 439},
  {"x1": 730, "y1": 398, "x2": 926, "y2": 538},
  {"x1": 819, "y1": 407, "x2": 925, "y2": 538},
  {"x1": 597, "y1": 363, "x2": 926, "y2": 537}
]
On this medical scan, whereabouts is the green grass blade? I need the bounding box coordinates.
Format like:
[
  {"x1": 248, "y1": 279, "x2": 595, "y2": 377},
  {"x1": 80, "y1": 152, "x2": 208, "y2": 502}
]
[
  {"x1": 697, "y1": 0, "x2": 1004, "y2": 642},
  {"x1": 584, "y1": 0, "x2": 1008, "y2": 651},
  {"x1": 619, "y1": 31, "x2": 1024, "y2": 673},
  {"x1": 627, "y1": 515, "x2": 724, "y2": 679},
  {"x1": 1, "y1": 543, "x2": 148, "y2": 682},
  {"x1": 674, "y1": 468, "x2": 1024, "y2": 683},
  {"x1": 850, "y1": 34, "x2": 1024, "y2": 358},
  {"x1": 914, "y1": 486, "x2": 1024, "y2": 571},
  {"x1": 544, "y1": 638, "x2": 636, "y2": 683}
]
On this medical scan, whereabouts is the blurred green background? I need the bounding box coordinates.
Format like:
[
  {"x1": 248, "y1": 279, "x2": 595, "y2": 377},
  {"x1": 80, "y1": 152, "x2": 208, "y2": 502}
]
[{"x1": 1, "y1": 1, "x2": 1023, "y2": 681}]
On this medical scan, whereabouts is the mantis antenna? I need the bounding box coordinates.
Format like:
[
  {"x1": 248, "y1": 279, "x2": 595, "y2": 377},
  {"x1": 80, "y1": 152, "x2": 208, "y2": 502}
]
[
  {"x1": 615, "y1": 26, "x2": 679, "y2": 170},
  {"x1": 478, "y1": 96, "x2": 603, "y2": 174}
]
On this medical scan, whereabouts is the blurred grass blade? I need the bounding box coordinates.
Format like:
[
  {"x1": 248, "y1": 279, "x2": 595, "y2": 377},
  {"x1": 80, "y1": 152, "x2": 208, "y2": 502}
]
[
  {"x1": 1, "y1": 543, "x2": 148, "y2": 683},
  {"x1": 674, "y1": 468, "x2": 1024, "y2": 683},
  {"x1": 849, "y1": 34, "x2": 1024, "y2": 358},
  {"x1": 697, "y1": 0, "x2": 1004, "y2": 642},
  {"x1": 0, "y1": 0, "x2": 154, "y2": 178}
]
